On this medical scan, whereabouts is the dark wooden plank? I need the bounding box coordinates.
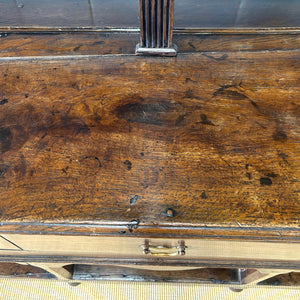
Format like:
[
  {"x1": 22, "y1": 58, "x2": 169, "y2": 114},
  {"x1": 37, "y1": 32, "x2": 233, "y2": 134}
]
[
  {"x1": 0, "y1": 51, "x2": 299, "y2": 232},
  {"x1": 0, "y1": 254, "x2": 299, "y2": 270},
  {"x1": 173, "y1": 34, "x2": 300, "y2": 53},
  {"x1": 0, "y1": 222, "x2": 299, "y2": 240},
  {"x1": 259, "y1": 272, "x2": 300, "y2": 286},
  {"x1": 0, "y1": 262, "x2": 54, "y2": 278},
  {"x1": 73, "y1": 265, "x2": 300, "y2": 286},
  {"x1": 0, "y1": 0, "x2": 299, "y2": 29},
  {"x1": 1, "y1": 33, "x2": 300, "y2": 58},
  {"x1": 0, "y1": 33, "x2": 139, "y2": 57},
  {"x1": 91, "y1": 0, "x2": 139, "y2": 28},
  {"x1": 73, "y1": 265, "x2": 235, "y2": 283},
  {"x1": 175, "y1": 0, "x2": 300, "y2": 28},
  {"x1": 174, "y1": 0, "x2": 241, "y2": 28},
  {"x1": 0, "y1": 0, "x2": 93, "y2": 27},
  {"x1": 235, "y1": 0, "x2": 300, "y2": 28}
]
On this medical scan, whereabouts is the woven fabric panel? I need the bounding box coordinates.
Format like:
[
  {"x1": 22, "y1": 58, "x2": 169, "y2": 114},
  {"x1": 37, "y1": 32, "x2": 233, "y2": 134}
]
[{"x1": 0, "y1": 279, "x2": 299, "y2": 300}]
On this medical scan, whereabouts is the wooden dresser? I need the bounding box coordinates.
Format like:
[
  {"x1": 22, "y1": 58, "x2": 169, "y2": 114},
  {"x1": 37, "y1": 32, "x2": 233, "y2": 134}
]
[{"x1": 0, "y1": 0, "x2": 299, "y2": 288}]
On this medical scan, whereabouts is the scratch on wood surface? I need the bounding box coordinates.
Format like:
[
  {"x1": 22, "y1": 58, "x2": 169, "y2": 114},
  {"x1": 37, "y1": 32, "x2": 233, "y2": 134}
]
[{"x1": 235, "y1": 220, "x2": 242, "y2": 227}]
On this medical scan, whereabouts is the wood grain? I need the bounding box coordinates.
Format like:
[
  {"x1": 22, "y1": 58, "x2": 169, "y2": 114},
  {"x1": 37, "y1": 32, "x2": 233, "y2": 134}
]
[
  {"x1": 1, "y1": 33, "x2": 300, "y2": 58},
  {"x1": 73, "y1": 265, "x2": 300, "y2": 286},
  {"x1": 0, "y1": 50, "x2": 299, "y2": 236},
  {"x1": 73, "y1": 264, "x2": 235, "y2": 283},
  {"x1": 0, "y1": 262, "x2": 298, "y2": 285},
  {"x1": 0, "y1": 262, "x2": 52, "y2": 278},
  {"x1": 2, "y1": 235, "x2": 300, "y2": 263},
  {"x1": 0, "y1": 252, "x2": 298, "y2": 271},
  {"x1": 259, "y1": 272, "x2": 300, "y2": 286}
]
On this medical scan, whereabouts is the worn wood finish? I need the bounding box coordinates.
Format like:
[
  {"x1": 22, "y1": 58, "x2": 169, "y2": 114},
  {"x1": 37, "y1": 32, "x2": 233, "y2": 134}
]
[
  {"x1": 136, "y1": 0, "x2": 176, "y2": 55},
  {"x1": 30, "y1": 263, "x2": 73, "y2": 280},
  {"x1": 1, "y1": 0, "x2": 300, "y2": 28},
  {"x1": 259, "y1": 272, "x2": 300, "y2": 286},
  {"x1": 0, "y1": 262, "x2": 298, "y2": 286},
  {"x1": 0, "y1": 262, "x2": 53, "y2": 278},
  {"x1": 73, "y1": 265, "x2": 235, "y2": 283},
  {"x1": 0, "y1": 222, "x2": 299, "y2": 240},
  {"x1": 1, "y1": 33, "x2": 300, "y2": 57},
  {"x1": 0, "y1": 1, "x2": 299, "y2": 286},
  {"x1": 0, "y1": 51, "x2": 299, "y2": 236},
  {"x1": 73, "y1": 265, "x2": 300, "y2": 286},
  {"x1": 1, "y1": 235, "x2": 300, "y2": 265},
  {"x1": 0, "y1": 252, "x2": 299, "y2": 271}
]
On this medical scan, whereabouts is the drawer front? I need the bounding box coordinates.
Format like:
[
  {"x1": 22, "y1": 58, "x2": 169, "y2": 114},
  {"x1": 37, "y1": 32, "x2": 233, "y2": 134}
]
[{"x1": 1, "y1": 234, "x2": 300, "y2": 266}]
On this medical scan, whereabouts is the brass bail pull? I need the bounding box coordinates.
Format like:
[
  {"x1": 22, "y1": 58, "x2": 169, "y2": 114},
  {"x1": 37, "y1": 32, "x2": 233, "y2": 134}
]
[
  {"x1": 136, "y1": 0, "x2": 177, "y2": 56},
  {"x1": 142, "y1": 240, "x2": 186, "y2": 256}
]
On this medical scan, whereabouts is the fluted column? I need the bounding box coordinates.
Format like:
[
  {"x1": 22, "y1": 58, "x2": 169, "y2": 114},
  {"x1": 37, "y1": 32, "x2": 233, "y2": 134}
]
[{"x1": 136, "y1": 0, "x2": 177, "y2": 56}]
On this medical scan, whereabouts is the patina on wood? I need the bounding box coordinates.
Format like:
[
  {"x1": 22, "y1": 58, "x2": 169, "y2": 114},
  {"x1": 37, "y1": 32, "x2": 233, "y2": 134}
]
[
  {"x1": 0, "y1": 262, "x2": 53, "y2": 279},
  {"x1": 0, "y1": 261, "x2": 298, "y2": 286},
  {"x1": 1, "y1": 33, "x2": 300, "y2": 58},
  {"x1": 0, "y1": 49, "x2": 299, "y2": 237},
  {"x1": 136, "y1": 0, "x2": 176, "y2": 56}
]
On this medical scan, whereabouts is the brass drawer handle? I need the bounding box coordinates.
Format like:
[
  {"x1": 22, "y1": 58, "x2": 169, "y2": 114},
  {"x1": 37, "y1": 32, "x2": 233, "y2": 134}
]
[{"x1": 142, "y1": 240, "x2": 186, "y2": 256}]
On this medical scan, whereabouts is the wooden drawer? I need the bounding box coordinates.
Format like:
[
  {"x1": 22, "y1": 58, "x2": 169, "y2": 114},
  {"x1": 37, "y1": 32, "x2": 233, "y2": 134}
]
[{"x1": 1, "y1": 234, "x2": 299, "y2": 263}]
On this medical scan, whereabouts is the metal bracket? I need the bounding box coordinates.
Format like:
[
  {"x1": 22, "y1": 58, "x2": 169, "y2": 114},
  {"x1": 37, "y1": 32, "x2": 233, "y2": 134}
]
[{"x1": 136, "y1": 0, "x2": 177, "y2": 56}]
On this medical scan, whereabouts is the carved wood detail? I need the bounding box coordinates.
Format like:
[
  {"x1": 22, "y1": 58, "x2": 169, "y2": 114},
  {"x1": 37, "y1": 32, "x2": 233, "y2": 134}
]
[{"x1": 136, "y1": 0, "x2": 176, "y2": 56}]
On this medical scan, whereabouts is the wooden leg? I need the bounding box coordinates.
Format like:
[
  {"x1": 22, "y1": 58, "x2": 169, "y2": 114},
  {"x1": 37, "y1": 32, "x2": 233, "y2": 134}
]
[
  {"x1": 29, "y1": 263, "x2": 72, "y2": 280},
  {"x1": 238, "y1": 268, "x2": 291, "y2": 285}
]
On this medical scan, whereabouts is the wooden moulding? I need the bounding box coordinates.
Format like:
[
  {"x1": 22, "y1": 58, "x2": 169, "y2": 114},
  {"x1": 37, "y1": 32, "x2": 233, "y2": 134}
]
[
  {"x1": 0, "y1": 262, "x2": 299, "y2": 286},
  {"x1": 0, "y1": 255, "x2": 300, "y2": 273},
  {"x1": 136, "y1": 0, "x2": 177, "y2": 56},
  {"x1": 0, "y1": 234, "x2": 300, "y2": 267},
  {"x1": 1, "y1": 33, "x2": 300, "y2": 57}
]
